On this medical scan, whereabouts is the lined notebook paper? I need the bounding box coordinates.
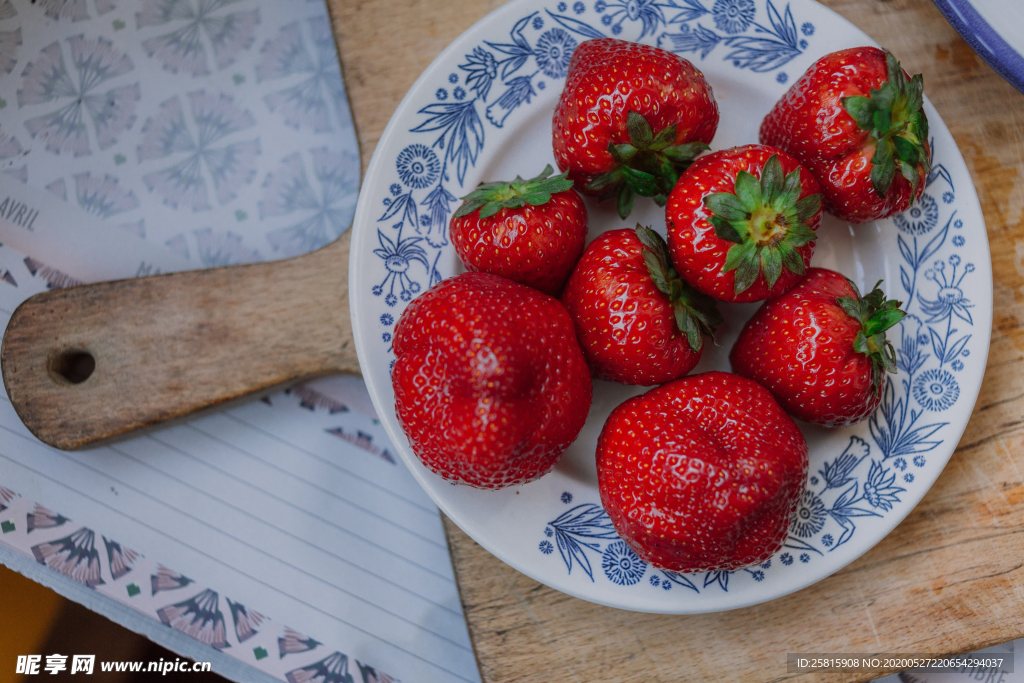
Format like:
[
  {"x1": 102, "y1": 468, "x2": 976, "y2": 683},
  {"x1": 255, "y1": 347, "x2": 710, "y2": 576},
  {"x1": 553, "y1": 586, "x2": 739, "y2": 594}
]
[{"x1": 0, "y1": 183, "x2": 481, "y2": 683}]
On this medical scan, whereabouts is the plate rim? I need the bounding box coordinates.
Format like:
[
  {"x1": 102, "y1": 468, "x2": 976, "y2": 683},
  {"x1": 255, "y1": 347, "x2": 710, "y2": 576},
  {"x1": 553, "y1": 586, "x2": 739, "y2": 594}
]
[
  {"x1": 931, "y1": 0, "x2": 1024, "y2": 95},
  {"x1": 349, "y1": 0, "x2": 994, "y2": 613}
]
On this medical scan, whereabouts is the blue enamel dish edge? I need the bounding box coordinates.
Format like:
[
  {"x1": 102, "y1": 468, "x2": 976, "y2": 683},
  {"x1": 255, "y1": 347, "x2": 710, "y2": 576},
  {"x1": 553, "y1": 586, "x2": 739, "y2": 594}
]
[{"x1": 932, "y1": 0, "x2": 1024, "y2": 94}]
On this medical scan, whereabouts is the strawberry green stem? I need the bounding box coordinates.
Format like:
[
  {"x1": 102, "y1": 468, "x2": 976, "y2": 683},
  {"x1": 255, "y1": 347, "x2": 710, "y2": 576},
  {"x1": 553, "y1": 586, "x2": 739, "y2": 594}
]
[
  {"x1": 836, "y1": 279, "x2": 906, "y2": 393},
  {"x1": 841, "y1": 50, "x2": 930, "y2": 201},
  {"x1": 635, "y1": 224, "x2": 721, "y2": 351},
  {"x1": 703, "y1": 154, "x2": 822, "y2": 296},
  {"x1": 587, "y1": 111, "x2": 709, "y2": 220},
  {"x1": 454, "y1": 165, "x2": 574, "y2": 219}
]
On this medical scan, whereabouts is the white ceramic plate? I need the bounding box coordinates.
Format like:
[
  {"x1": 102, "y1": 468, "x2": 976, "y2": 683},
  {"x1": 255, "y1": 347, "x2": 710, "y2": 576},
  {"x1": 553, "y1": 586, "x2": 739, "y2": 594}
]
[
  {"x1": 932, "y1": 0, "x2": 1024, "y2": 94},
  {"x1": 349, "y1": 0, "x2": 992, "y2": 613}
]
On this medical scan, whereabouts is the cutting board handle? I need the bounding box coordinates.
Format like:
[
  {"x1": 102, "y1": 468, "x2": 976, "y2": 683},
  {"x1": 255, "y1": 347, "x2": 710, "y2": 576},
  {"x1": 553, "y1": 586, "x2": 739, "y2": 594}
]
[{"x1": 1, "y1": 239, "x2": 359, "y2": 450}]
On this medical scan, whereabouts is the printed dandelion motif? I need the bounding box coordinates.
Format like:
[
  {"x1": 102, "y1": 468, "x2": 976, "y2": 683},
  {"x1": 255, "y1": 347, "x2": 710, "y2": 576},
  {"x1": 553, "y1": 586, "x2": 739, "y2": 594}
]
[
  {"x1": 46, "y1": 178, "x2": 68, "y2": 201},
  {"x1": 278, "y1": 628, "x2": 321, "y2": 658},
  {"x1": 102, "y1": 537, "x2": 140, "y2": 580},
  {"x1": 193, "y1": 227, "x2": 261, "y2": 266},
  {"x1": 0, "y1": 125, "x2": 26, "y2": 183},
  {"x1": 18, "y1": 36, "x2": 139, "y2": 157},
  {"x1": 602, "y1": 540, "x2": 646, "y2": 585},
  {"x1": 138, "y1": 91, "x2": 260, "y2": 211},
  {"x1": 356, "y1": 663, "x2": 397, "y2": 683},
  {"x1": 324, "y1": 426, "x2": 395, "y2": 464},
  {"x1": 0, "y1": 486, "x2": 16, "y2": 512},
  {"x1": 22, "y1": 257, "x2": 84, "y2": 289},
  {"x1": 226, "y1": 598, "x2": 264, "y2": 643},
  {"x1": 137, "y1": 0, "x2": 260, "y2": 77},
  {"x1": 712, "y1": 0, "x2": 755, "y2": 34},
  {"x1": 157, "y1": 588, "x2": 228, "y2": 649},
  {"x1": 165, "y1": 233, "x2": 191, "y2": 259},
  {"x1": 71, "y1": 172, "x2": 139, "y2": 218},
  {"x1": 539, "y1": 540, "x2": 554, "y2": 554},
  {"x1": 0, "y1": 27, "x2": 20, "y2": 75},
  {"x1": 261, "y1": 148, "x2": 359, "y2": 256},
  {"x1": 31, "y1": 527, "x2": 105, "y2": 588},
  {"x1": 257, "y1": 17, "x2": 352, "y2": 134},
  {"x1": 26, "y1": 504, "x2": 69, "y2": 532},
  {"x1": 288, "y1": 384, "x2": 349, "y2": 413},
  {"x1": 35, "y1": 0, "x2": 88, "y2": 21},
  {"x1": 913, "y1": 369, "x2": 959, "y2": 411},
  {"x1": 395, "y1": 144, "x2": 440, "y2": 189},
  {"x1": 151, "y1": 564, "x2": 194, "y2": 595},
  {"x1": 894, "y1": 193, "x2": 938, "y2": 235},
  {"x1": 285, "y1": 651, "x2": 355, "y2": 683},
  {"x1": 790, "y1": 490, "x2": 826, "y2": 538},
  {"x1": 534, "y1": 29, "x2": 576, "y2": 79}
]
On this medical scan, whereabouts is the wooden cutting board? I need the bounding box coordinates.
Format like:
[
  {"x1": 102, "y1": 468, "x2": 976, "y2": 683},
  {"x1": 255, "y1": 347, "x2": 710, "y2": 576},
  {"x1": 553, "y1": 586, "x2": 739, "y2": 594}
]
[{"x1": 325, "y1": 0, "x2": 1024, "y2": 681}]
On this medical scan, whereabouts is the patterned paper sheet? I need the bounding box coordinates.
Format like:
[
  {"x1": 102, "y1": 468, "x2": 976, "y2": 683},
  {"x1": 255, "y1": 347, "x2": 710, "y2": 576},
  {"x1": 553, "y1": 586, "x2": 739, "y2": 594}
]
[{"x1": 0, "y1": 0, "x2": 359, "y2": 265}]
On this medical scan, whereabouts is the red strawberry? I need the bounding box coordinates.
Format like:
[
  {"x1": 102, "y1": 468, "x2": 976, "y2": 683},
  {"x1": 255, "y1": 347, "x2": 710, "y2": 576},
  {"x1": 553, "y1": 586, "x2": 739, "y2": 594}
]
[
  {"x1": 597, "y1": 371, "x2": 808, "y2": 572},
  {"x1": 760, "y1": 47, "x2": 930, "y2": 223},
  {"x1": 392, "y1": 272, "x2": 592, "y2": 488},
  {"x1": 730, "y1": 268, "x2": 906, "y2": 427},
  {"x1": 560, "y1": 225, "x2": 720, "y2": 385},
  {"x1": 450, "y1": 165, "x2": 587, "y2": 296},
  {"x1": 666, "y1": 145, "x2": 823, "y2": 303},
  {"x1": 552, "y1": 37, "x2": 719, "y2": 218}
]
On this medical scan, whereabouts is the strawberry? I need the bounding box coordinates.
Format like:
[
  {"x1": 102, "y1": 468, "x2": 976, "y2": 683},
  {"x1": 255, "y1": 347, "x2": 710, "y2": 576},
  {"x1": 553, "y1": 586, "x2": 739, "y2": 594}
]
[
  {"x1": 391, "y1": 272, "x2": 592, "y2": 488},
  {"x1": 666, "y1": 145, "x2": 823, "y2": 303},
  {"x1": 552, "y1": 37, "x2": 719, "y2": 218},
  {"x1": 450, "y1": 165, "x2": 587, "y2": 296},
  {"x1": 560, "y1": 224, "x2": 720, "y2": 385},
  {"x1": 760, "y1": 47, "x2": 930, "y2": 223},
  {"x1": 730, "y1": 268, "x2": 906, "y2": 427},
  {"x1": 597, "y1": 371, "x2": 808, "y2": 572}
]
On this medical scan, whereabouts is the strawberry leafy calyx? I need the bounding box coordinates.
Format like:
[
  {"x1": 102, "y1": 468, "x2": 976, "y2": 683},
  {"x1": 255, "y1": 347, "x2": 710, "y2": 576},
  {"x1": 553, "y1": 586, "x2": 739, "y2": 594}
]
[
  {"x1": 841, "y1": 50, "x2": 931, "y2": 201},
  {"x1": 588, "y1": 111, "x2": 709, "y2": 220},
  {"x1": 836, "y1": 279, "x2": 906, "y2": 392},
  {"x1": 703, "y1": 154, "x2": 821, "y2": 296},
  {"x1": 454, "y1": 165, "x2": 574, "y2": 219},
  {"x1": 635, "y1": 224, "x2": 722, "y2": 352}
]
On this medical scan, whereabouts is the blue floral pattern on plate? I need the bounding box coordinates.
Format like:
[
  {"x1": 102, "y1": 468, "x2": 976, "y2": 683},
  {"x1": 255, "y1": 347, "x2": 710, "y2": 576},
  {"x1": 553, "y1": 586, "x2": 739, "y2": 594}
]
[{"x1": 350, "y1": 0, "x2": 992, "y2": 612}]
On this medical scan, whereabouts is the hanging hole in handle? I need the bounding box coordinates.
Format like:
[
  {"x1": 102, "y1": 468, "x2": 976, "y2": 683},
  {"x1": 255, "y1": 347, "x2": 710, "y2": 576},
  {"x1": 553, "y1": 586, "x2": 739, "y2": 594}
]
[{"x1": 49, "y1": 349, "x2": 96, "y2": 385}]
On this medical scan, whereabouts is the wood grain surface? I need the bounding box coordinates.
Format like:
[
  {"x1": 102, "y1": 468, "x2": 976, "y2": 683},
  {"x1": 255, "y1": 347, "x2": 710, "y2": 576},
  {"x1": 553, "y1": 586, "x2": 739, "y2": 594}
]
[
  {"x1": 1, "y1": 239, "x2": 359, "y2": 450},
  {"x1": 325, "y1": 0, "x2": 1024, "y2": 680}
]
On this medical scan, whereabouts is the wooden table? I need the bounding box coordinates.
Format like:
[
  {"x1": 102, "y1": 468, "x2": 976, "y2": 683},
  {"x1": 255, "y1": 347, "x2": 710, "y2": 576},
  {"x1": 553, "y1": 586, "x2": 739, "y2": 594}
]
[{"x1": 325, "y1": 0, "x2": 1024, "y2": 680}]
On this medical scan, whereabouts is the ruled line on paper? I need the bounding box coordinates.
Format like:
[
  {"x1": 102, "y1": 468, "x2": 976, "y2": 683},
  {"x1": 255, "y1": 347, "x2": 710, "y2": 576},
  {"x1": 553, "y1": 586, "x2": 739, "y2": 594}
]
[
  {"x1": 142, "y1": 428, "x2": 459, "y2": 586},
  {"x1": 181, "y1": 417, "x2": 445, "y2": 543},
  {"x1": 0, "y1": 412, "x2": 477, "y2": 680},
  {"x1": 0, "y1": 447, "x2": 479, "y2": 683},
  {"x1": 105, "y1": 439, "x2": 465, "y2": 620}
]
